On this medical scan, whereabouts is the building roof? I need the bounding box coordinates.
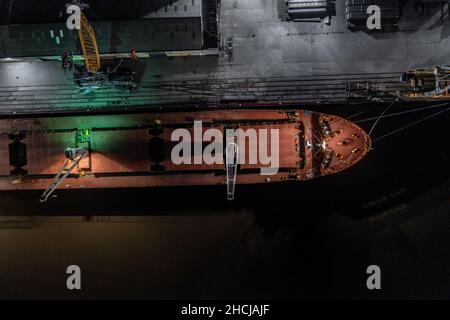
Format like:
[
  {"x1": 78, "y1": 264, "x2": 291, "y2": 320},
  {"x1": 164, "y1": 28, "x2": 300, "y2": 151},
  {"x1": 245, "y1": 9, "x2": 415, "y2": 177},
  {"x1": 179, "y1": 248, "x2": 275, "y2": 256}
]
[{"x1": 0, "y1": 0, "x2": 198, "y2": 25}]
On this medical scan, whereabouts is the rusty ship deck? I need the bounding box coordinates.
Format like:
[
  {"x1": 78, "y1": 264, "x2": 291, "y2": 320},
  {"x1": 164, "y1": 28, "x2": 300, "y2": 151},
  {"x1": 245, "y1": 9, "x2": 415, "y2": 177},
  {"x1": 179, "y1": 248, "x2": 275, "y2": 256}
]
[{"x1": 0, "y1": 109, "x2": 371, "y2": 196}]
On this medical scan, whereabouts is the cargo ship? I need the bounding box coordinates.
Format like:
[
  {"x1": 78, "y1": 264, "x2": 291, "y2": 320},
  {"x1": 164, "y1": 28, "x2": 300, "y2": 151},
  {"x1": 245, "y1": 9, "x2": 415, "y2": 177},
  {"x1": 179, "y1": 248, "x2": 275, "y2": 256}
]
[{"x1": 0, "y1": 109, "x2": 371, "y2": 201}]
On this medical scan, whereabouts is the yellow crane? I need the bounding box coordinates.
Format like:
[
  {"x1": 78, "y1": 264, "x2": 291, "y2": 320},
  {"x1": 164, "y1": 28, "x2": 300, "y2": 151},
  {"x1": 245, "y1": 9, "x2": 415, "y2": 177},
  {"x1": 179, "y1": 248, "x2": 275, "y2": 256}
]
[
  {"x1": 62, "y1": 1, "x2": 138, "y2": 93},
  {"x1": 77, "y1": 11, "x2": 101, "y2": 73},
  {"x1": 401, "y1": 65, "x2": 450, "y2": 100}
]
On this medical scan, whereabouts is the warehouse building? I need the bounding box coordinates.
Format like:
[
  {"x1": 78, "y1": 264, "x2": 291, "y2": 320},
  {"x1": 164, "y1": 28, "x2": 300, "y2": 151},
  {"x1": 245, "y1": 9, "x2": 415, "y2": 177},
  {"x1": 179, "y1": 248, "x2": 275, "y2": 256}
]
[{"x1": 0, "y1": 0, "x2": 219, "y2": 58}]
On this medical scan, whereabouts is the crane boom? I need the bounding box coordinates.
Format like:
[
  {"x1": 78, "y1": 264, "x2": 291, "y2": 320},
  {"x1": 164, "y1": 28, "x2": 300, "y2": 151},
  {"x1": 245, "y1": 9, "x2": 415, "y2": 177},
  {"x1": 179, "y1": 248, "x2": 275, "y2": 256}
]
[
  {"x1": 78, "y1": 12, "x2": 101, "y2": 73},
  {"x1": 39, "y1": 148, "x2": 88, "y2": 203},
  {"x1": 225, "y1": 134, "x2": 239, "y2": 201},
  {"x1": 65, "y1": 2, "x2": 138, "y2": 93}
]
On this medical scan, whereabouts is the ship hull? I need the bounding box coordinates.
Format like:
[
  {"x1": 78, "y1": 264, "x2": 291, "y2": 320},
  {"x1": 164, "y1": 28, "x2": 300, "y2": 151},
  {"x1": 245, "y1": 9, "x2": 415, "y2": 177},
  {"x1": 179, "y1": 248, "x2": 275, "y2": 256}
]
[{"x1": 0, "y1": 109, "x2": 371, "y2": 192}]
